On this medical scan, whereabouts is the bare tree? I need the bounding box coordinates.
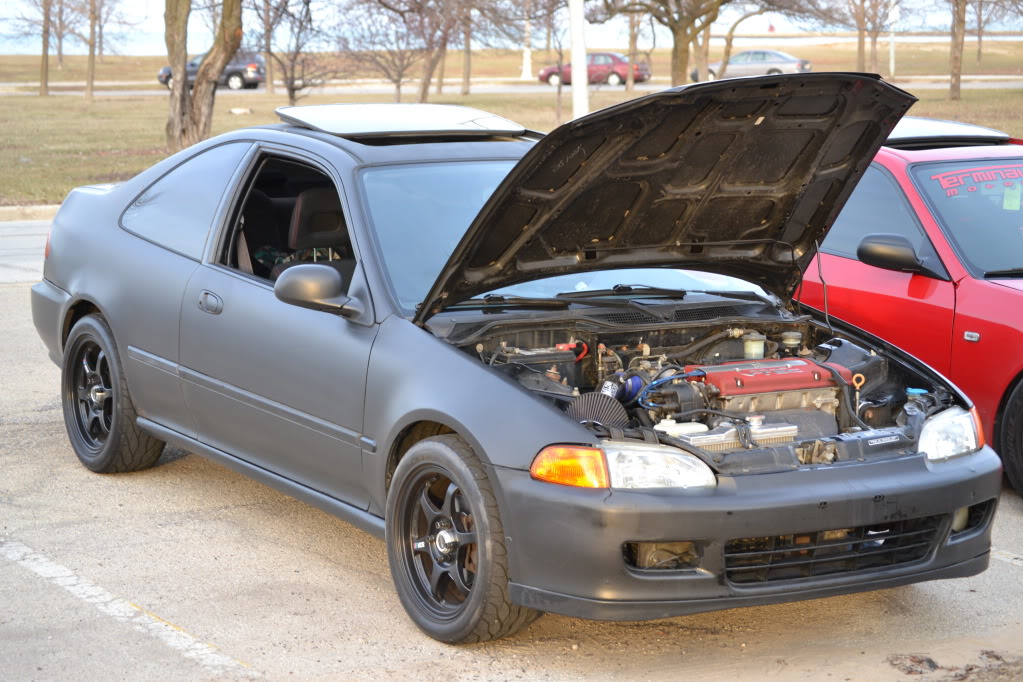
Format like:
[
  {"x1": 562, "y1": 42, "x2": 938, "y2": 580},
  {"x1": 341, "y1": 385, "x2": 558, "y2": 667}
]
[
  {"x1": 13, "y1": 0, "x2": 82, "y2": 72},
  {"x1": 40, "y1": 0, "x2": 52, "y2": 95},
  {"x1": 245, "y1": 0, "x2": 289, "y2": 95},
  {"x1": 970, "y1": 0, "x2": 1008, "y2": 65},
  {"x1": 340, "y1": 1, "x2": 425, "y2": 102},
  {"x1": 949, "y1": 0, "x2": 967, "y2": 100},
  {"x1": 596, "y1": 0, "x2": 732, "y2": 86},
  {"x1": 269, "y1": 0, "x2": 340, "y2": 105},
  {"x1": 165, "y1": 0, "x2": 244, "y2": 150},
  {"x1": 375, "y1": 0, "x2": 461, "y2": 102},
  {"x1": 84, "y1": 0, "x2": 96, "y2": 101},
  {"x1": 716, "y1": 6, "x2": 768, "y2": 78}
]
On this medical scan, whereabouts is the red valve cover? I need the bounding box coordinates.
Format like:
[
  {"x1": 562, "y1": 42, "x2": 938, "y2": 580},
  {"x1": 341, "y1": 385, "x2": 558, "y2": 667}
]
[{"x1": 684, "y1": 359, "x2": 854, "y2": 397}]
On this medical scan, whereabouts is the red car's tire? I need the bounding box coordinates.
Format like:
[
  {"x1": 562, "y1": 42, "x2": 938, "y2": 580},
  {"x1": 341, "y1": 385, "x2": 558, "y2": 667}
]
[{"x1": 998, "y1": 382, "x2": 1023, "y2": 492}]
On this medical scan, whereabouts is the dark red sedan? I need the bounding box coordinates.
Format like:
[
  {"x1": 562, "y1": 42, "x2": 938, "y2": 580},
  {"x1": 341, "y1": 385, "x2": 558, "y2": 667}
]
[
  {"x1": 800, "y1": 117, "x2": 1023, "y2": 491},
  {"x1": 538, "y1": 51, "x2": 650, "y2": 87}
]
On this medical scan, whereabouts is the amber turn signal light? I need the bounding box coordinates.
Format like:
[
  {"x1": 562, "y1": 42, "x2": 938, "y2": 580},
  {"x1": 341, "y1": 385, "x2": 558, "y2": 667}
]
[
  {"x1": 530, "y1": 445, "x2": 609, "y2": 488},
  {"x1": 969, "y1": 406, "x2": 986, "y2": 449}
]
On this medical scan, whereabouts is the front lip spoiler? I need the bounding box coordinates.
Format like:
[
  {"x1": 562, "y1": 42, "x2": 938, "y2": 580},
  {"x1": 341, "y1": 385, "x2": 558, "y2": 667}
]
[{"x1": 509, "y1": 552, "x2": 990, "y2": 621}]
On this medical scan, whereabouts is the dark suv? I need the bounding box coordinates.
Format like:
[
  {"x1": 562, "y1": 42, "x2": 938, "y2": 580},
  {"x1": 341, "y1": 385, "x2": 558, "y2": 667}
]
[{"x1": 158, "y1": 51, "x2": 265, "y2": 91}]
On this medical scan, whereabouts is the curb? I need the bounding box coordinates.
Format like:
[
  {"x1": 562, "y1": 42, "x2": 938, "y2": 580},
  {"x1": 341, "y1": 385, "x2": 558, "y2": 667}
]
[{"x1": 0, "y1": 205, "x2": 60, "y2": 222}]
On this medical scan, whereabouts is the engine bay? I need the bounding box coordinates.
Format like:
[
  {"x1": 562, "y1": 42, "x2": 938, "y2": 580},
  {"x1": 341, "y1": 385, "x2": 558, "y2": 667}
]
[{"x1": 455, "y1": 318, "x2": 956, "y2": 475}]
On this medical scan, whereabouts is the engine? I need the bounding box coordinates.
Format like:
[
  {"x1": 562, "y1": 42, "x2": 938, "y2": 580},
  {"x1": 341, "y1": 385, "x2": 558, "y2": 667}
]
[{"x1": 469, "y1": 322, "x2": 948, "y2": 472}]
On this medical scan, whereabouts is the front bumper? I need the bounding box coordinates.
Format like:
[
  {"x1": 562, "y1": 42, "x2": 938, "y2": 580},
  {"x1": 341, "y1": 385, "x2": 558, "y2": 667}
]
[{"x1": 493, "y1": 446, "x2": 1001, "y2": 621}]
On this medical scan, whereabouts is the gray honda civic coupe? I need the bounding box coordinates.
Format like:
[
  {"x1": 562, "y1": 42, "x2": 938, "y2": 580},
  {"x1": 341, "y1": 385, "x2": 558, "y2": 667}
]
[{"x1": 32, "y1": 73, "x2": 1003, "y2": 643}]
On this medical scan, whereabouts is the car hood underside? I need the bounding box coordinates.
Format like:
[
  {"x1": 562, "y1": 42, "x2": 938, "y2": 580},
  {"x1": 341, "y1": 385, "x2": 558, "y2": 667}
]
[{"x1": 415, "y1": 73, "x2": 915, "y2": 324}]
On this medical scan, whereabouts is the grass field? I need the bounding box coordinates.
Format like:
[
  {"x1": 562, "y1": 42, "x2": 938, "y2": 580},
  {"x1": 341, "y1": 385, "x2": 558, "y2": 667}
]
[
  {"x1": 2, "y1": 38, "x2": 1021, "y2": 87},
  {"x1": 1, "y1": 83, "x2": 1021, "y2": 205}
]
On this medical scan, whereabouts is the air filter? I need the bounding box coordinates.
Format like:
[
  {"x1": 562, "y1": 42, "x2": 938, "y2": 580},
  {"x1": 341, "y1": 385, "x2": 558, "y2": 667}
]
[{"x1": 566, "y1": 392, "x2": 630, "y2": 428}]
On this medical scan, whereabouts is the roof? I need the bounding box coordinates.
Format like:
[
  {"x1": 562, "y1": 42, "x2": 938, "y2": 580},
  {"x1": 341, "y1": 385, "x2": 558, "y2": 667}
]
[
  {"x1": 275, "y1": 103, "x2": 527, "y2": 139},
  {"x1": 885, "y1": 116, "x2": 1011, "y2": 150}
]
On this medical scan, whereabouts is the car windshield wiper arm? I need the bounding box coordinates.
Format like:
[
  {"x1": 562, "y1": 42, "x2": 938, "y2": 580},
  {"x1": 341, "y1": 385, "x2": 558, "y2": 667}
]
[
  {"x1": 556, "y1": 284, "x2": 689, "y2": 299},
  {"x1": 445, "y1": 294, "x2": 572, "y2": 310},
  {"x1": 983, "y1": 268, "x2": 1023, "y2": 279}
]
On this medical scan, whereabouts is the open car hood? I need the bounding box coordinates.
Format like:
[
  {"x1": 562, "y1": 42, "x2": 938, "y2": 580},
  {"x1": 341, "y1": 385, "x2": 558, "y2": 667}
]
[{"x1": 415, "y1": 73, "x2": 915, "y2": 324}]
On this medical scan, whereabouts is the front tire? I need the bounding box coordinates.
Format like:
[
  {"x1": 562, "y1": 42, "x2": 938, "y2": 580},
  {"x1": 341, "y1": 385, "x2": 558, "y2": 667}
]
[
  {"x1": 999, "y1": 382, "x2": 1023, "y2": 492},
  {"x1": 547, "y1": 73, "x2": 561, "y2": 87},
  {"x1": 226, "y1": 72, "x2": 245, "y2": 90},
  {"x1": 386, "y1": 435, "x2": 540, "y2": 643},
  {"x1": 61, "y1": 314, "x2": 164, "y2": 473}
]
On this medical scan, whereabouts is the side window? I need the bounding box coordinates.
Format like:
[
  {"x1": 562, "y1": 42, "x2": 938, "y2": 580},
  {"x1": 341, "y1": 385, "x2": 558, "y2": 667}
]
[
  {"x1": 122, "y1": 142, "x2": 250, "y2": 260},
  {"x1": 732, "y1": 53, "x2": 749, "y2": 64},
  {"x1": 821, "y1": 165, "x2": 939, "y2": 263},
  {"x1": 220, "y1": 155, "x2": 355, "y2": 291}
]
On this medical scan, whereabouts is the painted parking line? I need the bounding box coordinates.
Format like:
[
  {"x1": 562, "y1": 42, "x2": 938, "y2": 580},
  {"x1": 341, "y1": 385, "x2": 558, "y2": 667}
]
[
  {"x1": 0, "y1": 539, "x2": 256, "y2": 676},
  {"x1": 992, "y1": 548, "x2": 1023, "y2": 568}
]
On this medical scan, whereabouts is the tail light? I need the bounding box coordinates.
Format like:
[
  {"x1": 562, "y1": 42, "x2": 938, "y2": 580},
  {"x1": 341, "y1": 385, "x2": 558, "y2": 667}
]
[{"x1": 44, "y1": 227, "x2": 52, "y2": 260}]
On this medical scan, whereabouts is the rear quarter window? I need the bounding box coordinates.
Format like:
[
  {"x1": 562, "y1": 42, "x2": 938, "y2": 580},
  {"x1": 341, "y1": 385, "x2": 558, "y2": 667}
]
[{"x1": 121, "y1": 142, "x2": 250, "y2": 260}]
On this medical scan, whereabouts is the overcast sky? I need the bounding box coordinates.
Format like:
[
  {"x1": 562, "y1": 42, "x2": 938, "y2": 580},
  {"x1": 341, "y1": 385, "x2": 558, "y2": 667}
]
[{"x1": 0, "y1": 0, "x2": 1001, "y2": 57}]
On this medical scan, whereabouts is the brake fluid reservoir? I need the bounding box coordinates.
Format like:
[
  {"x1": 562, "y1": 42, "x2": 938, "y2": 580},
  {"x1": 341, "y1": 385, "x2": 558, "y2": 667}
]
[
  {"x1": 654, "y1": 419, "x2": 710, "y2": 439},
  {"x1": 743, "y1": 332, "x2": 767, "y2": 359}
]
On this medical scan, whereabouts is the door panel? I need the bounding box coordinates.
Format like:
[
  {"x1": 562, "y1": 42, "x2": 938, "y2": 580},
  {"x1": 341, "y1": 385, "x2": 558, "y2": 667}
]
[
  {"x1": 179, "y1": 266, "x2": 375, "y2": 507},
  {"x1": 801, "y1": 253, "x2": 955, "y2": 374}
]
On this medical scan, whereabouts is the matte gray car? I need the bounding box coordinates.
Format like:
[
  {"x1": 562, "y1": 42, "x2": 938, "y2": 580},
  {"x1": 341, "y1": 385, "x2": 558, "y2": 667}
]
[{"x1": 32, "y1": 74, "x2": 1002, "y2": 644}]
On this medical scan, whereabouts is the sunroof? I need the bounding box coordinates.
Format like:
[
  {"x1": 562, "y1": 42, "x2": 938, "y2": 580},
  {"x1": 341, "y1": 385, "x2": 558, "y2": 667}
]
[{"x1": 276, "y1": 103, "x2": 527, "y2": 139}]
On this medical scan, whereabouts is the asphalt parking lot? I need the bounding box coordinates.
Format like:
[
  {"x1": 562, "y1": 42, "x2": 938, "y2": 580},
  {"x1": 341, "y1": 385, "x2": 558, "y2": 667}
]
[{"x1": 2, "y1": 219, "x2": 1022, "y2": 680}]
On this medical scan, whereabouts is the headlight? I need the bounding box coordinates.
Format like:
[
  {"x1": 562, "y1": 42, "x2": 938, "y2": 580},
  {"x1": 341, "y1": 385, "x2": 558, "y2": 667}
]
[
  {"x1": 604, "y1": 441, "x2": 717, "y2": 489},
  {"x1": 918, "y1": 406, "x2": 981, "y2": 461}
]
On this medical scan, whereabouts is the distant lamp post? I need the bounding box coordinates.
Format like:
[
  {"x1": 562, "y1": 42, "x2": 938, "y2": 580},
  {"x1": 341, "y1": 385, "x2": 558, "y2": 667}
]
[
  {"x1": 521, "y1": 0, "x2": 533, "y2": 81},
  {"x1": 888, "y1": 1, "x2": 900, "y2": 81},
  {"x1": 568, "y1": 0, "x2": 588, "y2": 119}
]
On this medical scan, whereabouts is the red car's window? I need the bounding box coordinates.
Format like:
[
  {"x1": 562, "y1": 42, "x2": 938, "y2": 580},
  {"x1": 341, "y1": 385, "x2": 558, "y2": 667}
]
[
  {"x1": 822, "y1": 165, "x2": 939, "y2": 263},
  {"x1": 911, "y1": 159, "x2": 1023, "y2": 277}
]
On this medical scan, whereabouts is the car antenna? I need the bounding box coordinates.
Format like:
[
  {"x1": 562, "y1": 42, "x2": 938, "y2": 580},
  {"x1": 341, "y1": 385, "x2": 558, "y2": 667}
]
[{"x1": 814, "y1": 239, "x2": 835, "y2": 335}]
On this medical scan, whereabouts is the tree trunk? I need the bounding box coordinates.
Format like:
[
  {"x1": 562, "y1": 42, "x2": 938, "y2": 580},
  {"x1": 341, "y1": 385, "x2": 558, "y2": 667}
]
[
  {"x1": 40, "y1": 0, "x2": 52, "y2": 96},
  {"x1": 184, "y1": 0, "x2": 243, "y2": 146},
  {"x1": 670, "y1": 23, "x2": 691, "y2": 87},
  {"x1": 55, "y1": 0, "x2": 64, "y2": 69},
  {"x1": 85, "y1": 0, "x2": 97, "y2": 102},
  {"x1": 869, "y1": 33, "x2": 878, "y2": 72},
  {"x1": 949, "y1": 0, "x2": 967, "y2": 100},
  {"x1": 856, "y1": 28, "x2": 866, "y2": 71},
  {"x1": 263, "y1": 0, "x2": 275, "y2": 95},
  {"x1": 461, "y1": 21, "x2": 471, "y2": 95},
  {"x1": 694, "y1": 23, "x2": 711, "y2": 82},
  {"x1": 394, "y1": 82, "x2": 401, "y2": 103},
  {"x1": 435, "y1": 43, "x2": 446, "y2": 95},
  {"x1": 417, "y1": 30, "x2": 450, "y2": 103},
  {"x1": 164, "y1": 0, "x2": 191, "y2": 149},
  {"x1": 626, "y1": 12, "x2": 639, "y2": 91}
]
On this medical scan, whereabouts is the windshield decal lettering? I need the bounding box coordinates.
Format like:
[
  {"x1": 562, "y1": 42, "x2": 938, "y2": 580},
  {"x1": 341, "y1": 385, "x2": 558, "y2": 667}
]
[{"x1": 932, "y1": 164, "x2": 1023, "y2": 197}]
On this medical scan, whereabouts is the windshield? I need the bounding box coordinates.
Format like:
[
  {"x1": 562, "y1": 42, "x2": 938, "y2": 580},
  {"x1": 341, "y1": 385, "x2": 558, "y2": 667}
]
[
  {"x1": 362, "y1": 160, "x2": 765, "y2": 314},
  {"x1": 911, "y1": 159, "x2": 1023, "y2": 276},
  {"x1": 362, "y1": 160, "x2": 518, "y2": 311}
]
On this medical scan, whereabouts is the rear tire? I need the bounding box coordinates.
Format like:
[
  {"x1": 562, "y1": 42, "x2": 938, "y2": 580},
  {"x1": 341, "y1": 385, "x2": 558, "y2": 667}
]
[
  {"x1": 61, "y1": 315, "x2": 164, "y2": 473},
  {"x1": 606, "y1": 72, "x2": 623, "y2": 86},
  {"x1": 998, "y1": 382, "x2": 1023, "y2": 492},
  {"x1": 386, "y1": 435, "x2": 541, "y2": 643},
  {"x1": 226, "y1": 72, "x2": 245, "y2": 90}
]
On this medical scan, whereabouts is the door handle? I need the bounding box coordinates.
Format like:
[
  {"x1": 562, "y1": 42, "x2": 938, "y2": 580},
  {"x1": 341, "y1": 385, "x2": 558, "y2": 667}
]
[{"x1": 198, "y1": 290, "x2": 223, "y2": 315}]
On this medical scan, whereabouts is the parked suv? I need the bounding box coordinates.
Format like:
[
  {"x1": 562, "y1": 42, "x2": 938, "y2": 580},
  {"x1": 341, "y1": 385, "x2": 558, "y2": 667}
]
[{"x1": 158, "y1": 51, "x2": 265, "y2": 90}]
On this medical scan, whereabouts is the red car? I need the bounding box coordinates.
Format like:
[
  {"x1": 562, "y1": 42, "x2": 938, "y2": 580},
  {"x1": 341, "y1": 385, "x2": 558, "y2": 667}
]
[
  {"x1": 800, "y1": 117, "x2": 1023, "y2": 491},
  {"x1": 538, "y1": 51, "x2": 650, "y2": 87}
]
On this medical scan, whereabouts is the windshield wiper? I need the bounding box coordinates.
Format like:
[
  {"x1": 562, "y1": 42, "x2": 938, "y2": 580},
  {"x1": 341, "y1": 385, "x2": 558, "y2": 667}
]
[
  {"x1": 983, "y1": 268, "x2": 1023, "y2": 279},
  {"x1": 556, "y1": 284, "x2": 690, "y2": 299},
  {"x1": 445, "y1": 294, "x2": 572, "y2": 311}
]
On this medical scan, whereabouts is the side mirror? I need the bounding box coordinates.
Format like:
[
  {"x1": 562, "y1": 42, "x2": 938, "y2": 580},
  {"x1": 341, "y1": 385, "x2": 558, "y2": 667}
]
[
  {"x1": 856, "y1": 233, "x2": 924, "y2": 273},
  {"x1": 274, "y1": 263, "x2": 363, "y2": 318}
]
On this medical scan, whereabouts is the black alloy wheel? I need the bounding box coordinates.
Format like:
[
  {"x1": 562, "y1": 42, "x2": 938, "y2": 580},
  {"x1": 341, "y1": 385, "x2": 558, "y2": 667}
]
[
  {"x1": 386, "y1": 435, "x2": 540, "y2": 643},
  {"x1": 68, "y1": 338, "x2": 113, "y2": 452},
  {"x1": 61, "y1": 315, "x2": 165, "y2": 473},
  {"x1": 395, "y1": 466, "x2": 478, "y2": 617}
]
